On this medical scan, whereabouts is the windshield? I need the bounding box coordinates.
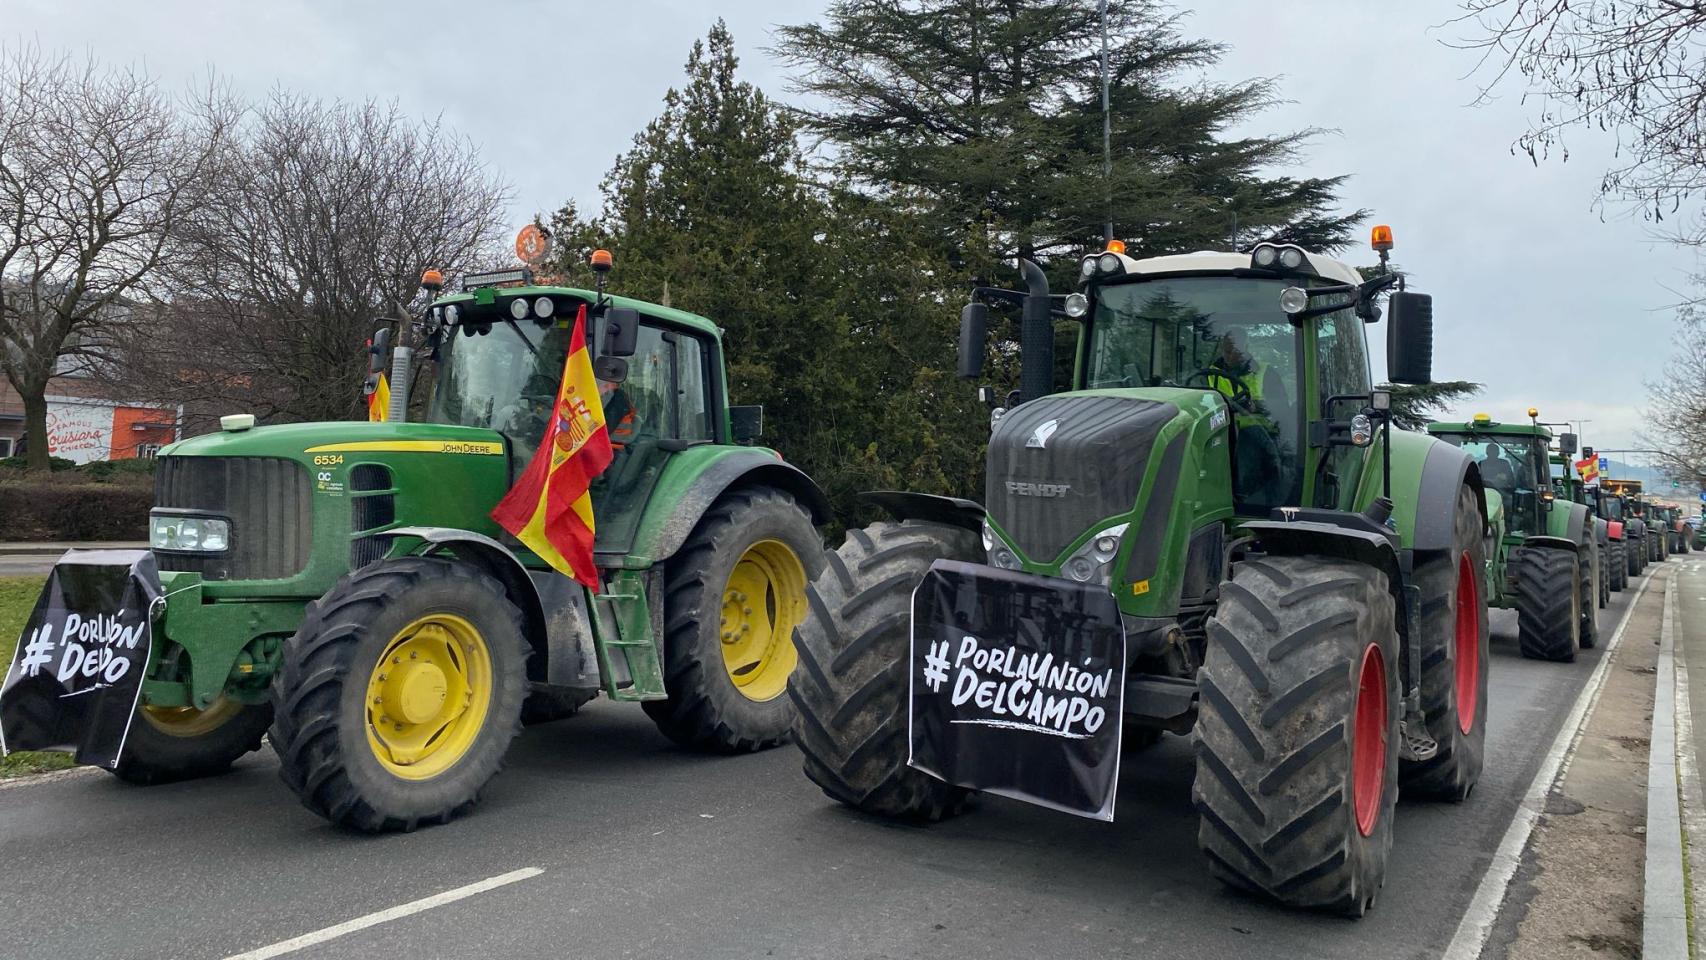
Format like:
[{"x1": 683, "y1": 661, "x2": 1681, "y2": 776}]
[
  {"x1": 1602, "y1": 496, "x2": 1623, "y2": 519},
  {"x1": 1435, "y1": 432, "x2": 1549, "y2": 534},
  {"x1": 429, "y1": 320, "x2": 573, "y2": 462},
  {"x1": 1085, "y1": 278, "x2": 1301, "y2": 391}
]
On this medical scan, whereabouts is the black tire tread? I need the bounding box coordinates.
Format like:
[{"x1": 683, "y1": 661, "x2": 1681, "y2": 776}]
[
  {"x1": 1194, "y1": 555, "x2": 1398, "y2": 916},
  {"x1": 789, "y1": 520, "x2": 978, "y2": 821},
  {"x1": 1514, "y1": 547, "x2": 1580, "y2": 662}
]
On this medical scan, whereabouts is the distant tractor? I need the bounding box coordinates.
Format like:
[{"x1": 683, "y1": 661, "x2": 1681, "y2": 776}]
[
  {"x1": 1605, "y1": 479, "x2": 1654, "y2": 570},
  {"x1": 1429, "y1": 412, "x2": 1599, "y2": 662},
  {"x1": 1550, "y1": 439, "x2": 1612, "y2": 606},
  {"x1": 70, "y1": 252, "x2": 830, "y2": 831},
  {"x1": 791, "y1": 227, "x2": 1493, "y2": 916}
]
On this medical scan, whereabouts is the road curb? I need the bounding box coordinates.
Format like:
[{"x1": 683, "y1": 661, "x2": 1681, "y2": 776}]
[{"x1": 1648, "y1": 574, "x2": 1691, "y2": 958}]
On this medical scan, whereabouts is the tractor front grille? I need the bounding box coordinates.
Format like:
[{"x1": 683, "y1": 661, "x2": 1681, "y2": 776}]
[{"x1": 154, "y1": 456, "x2": 313, "y2": 581}]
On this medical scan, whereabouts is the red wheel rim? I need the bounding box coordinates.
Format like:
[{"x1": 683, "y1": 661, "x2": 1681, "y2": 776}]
[
  {"x1": 1352, "y1": 643, "x2": 1388, "y2": 837},
  {"x1": 1454, "y1": 551, "x2": 1480, "y2": 735}
]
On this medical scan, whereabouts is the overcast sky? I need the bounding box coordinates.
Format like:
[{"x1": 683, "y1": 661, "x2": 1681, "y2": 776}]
[{"x1": 12, "y1": 0, "x2": 1701, "y2": 459}]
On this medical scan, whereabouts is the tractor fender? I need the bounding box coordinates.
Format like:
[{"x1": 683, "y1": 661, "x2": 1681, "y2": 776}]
[
  {"x1": 1592, "y1": 516, "x2": 1609, "y2": 547},
  {"x1": 1549, "y1": 500, "x2": 1591, "y2": 546},
  {"x1": 376, "y1": 526, "x2": 551, "y2": 679},
  {"x1": 1239, "y1": 519, "x2": 1412, "y2": 654},
  {"x1": 1520, "y1": 534, "x2": 1581, "y2": 554},
  {"x1": 1411, "y1": 442, "x2": 1487, "y2": 552},
  {"x1": 1607, "y1": 519, "x2": 1625, "y2": 541},
  {"x1": 858, "y1": 490, "x2": 986, "y2": 532},
  {"x1": 632, "y1": 450, "x2": 832, "y2": 564}
]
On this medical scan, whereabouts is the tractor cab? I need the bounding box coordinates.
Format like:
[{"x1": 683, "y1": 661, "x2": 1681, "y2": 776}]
[
  {"x1": 423, "y1": 270, "x2": 741, "y2": 554},
  {"x1": 1429, "y1": 414, "x2": 1554, "y2": 536}
]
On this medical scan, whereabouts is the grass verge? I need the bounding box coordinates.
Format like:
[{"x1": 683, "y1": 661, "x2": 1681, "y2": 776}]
[{"x1": 0, "y1": 576, "x2": 75, "y2": 777}]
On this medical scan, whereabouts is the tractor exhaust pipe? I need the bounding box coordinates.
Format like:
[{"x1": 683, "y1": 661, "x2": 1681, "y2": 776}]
[{"x1": 1018, "y1": 258, "x2": 1052, "y2": 404}]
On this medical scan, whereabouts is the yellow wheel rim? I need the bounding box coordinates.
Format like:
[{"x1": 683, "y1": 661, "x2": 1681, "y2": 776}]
[
  {"x1": 363, "y1": 613, "x2": 493, "y2": 781},
  {"x1": 141, "y1": 697, "x2": 243, "y2": 738},
  {"x1": 719, "y1": 539, "x2": 806, "y2": 703}
]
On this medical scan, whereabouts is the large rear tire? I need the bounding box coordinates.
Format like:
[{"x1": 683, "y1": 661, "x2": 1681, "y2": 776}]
[
  {"x1": 642, "y1": 489, "x2": 824, "y2": 753},
  {"x1": 1514, "y1": 547, "x2": 1580, "y2": 662},
  {"x1": 1401, "y1": 485, "x2": 1489, "y2": 801},
  {"x1": 1596, "y1": 544, "x2": 1609, "y2": 608},
  {"x1": 789, "y1": 521, "x2": 978, "y2": 821},
  {"x1": 110, "y1": 698, "x2": 274, "y2": 785},
  {"x1": 1194, "y1": 556, "x2": 1399, "y2": 917},
  {"x1": 520, "y1": 687, "x2": 598, "y2": 725},
  {"x1": 269, "y1": 556, "x2": 529, "y2": 832},
  {"x1": 1578, "y1": 547, "x2": 1599, "y2": 649}
]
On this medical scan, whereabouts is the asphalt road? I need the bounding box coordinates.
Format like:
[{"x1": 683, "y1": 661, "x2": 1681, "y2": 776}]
[{"x1": 0, "y1": 568, "x2": 1660, "y2": 960}]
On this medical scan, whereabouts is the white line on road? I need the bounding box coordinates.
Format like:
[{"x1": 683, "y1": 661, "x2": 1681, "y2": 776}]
[
  {"x1": 1645, "y1": 580, "x2": 1689, "y2": 958},
  {"x1": 221, "y1": 867, "x2": 544, "y2": 960},
  {"x1": 1441, "y1": 570, "x2": 1656, "y2": 960}
]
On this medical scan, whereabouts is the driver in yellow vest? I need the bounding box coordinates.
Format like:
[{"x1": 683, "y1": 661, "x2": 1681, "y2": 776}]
[{"x1": 1205, "y1": 332, "x2": 1284, "y2": 503}]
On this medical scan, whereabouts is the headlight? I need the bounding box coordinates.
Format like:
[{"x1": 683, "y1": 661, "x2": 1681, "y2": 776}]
[
  {"x1": 1064, "y1": 293, "x2": 1089, "y2": 318},
  {"x1": 509, "y1": 298, "x2": 530, "y2": 320},
  {"x1": 1080, "y1": 257, "x2": 1098, "y2": 279},
  {"x1": 1061, "y1": 522, "x2": 1129, "y2": 587},
  {"x1": 1097, "y1": 252, "x2": 1122, "y2": 274},
  {"x1": 1252, "y1": 244, "x2": 1278, "y2": 267},
  {"x1": 985, "y1": 519, "x2": 1021, "y2": 569},
  {"x1": 1350, "y1": 413, "x2": 1374, "y2": 447},
  {"x1": 1279, "y1": 286, "x2": 1310, "y2": 315},
  {"x1": 1278, "y1": 247, "x2": 1306, "y2": 269},
  {"x1": 151, "y1": 515, "x2": 231, "y2": 552},
  {"x1": 445, "y1": 304, "x2": 460, "y2": 325}
]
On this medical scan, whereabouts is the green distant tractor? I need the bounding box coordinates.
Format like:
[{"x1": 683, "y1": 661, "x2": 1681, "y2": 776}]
[
  {"x1": 791, "y1": 227, "x2": 1493, "y2": 916},
  {"x1": 1427, "y1": 412, "x2": 1599, "y2": 662},
  {"x1": 99, "y1": 252, "x2": 829, "y2": 831}
]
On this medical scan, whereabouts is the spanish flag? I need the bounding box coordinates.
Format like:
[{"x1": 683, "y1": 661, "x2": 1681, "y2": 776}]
[
  {"x1": 490, "y1": 304, "x2": 614, "y2": 587},
  {"x1": 1576, "y1": 456, "x2": 1599, "y2": 484},
  {"x1": 367, "y1": 373, "x2": 390, "y2": 422}
]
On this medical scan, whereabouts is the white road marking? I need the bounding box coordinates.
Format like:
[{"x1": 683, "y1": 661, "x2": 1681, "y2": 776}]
[
  {"x1": 221, "y1": 867, "x2": 544, "y2": 960},
  {"x1": 1441, "y1": 570, "x2": 1656, "y2": 960}
]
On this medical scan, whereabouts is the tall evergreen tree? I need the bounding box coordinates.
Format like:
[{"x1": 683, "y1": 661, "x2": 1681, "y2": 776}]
[{"x1": 774, "y1": 0, "x2": 1365, "y2": 275}]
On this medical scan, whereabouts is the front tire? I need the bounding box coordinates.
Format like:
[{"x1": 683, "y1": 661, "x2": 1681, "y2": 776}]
[
  {"x1": 789, "y1": 521, "x2": 979, "y2": 821},
  {"x1": 642, "y1": 488, "x2": 824, "y2": 753},
  {"x1": 1194, "y1": 556, "x2": 1399, "y2": 917},
  {"x1": 1514, "y1": 547, "x2": 1581, "y2": 662},
  {"x1": 1609, "y1": 541, "x2": 1626, "y2": 592},
  {"x1": 110, "y1": 698, "x2": 274, "y2": 785},
  {"x1": 269, "y1": 557, "x2": 529, "y2": 832},
  {"x1": 1402, "y1": 485, "x2": 1488, "y2": 801}
]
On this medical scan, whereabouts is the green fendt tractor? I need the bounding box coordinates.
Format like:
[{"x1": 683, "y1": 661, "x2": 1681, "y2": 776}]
[
  {"x1": 1548, "y1": 435, "x2": 1611, "y2": 609},
  {"x1": 1427, "y1": 412, "x2": 1599, "y2": 662},
  {"x1": 112, "y1": 255, "x2": 828, "y2": 831},
  {"x1": 790, "y1": 228, "x2": 1492, "y2": 916}
]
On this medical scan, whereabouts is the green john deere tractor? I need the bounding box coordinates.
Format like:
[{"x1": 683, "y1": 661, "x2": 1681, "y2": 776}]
[
  {"x1": 790, "y1": 228, "x2": 1492, "y2": 916},
  {"x1": 109, "y1": 257, "x2": 828, "y2": 831},
  {"x1": 1427, "y1": 412, "x2": 1599, "y2": 662}
]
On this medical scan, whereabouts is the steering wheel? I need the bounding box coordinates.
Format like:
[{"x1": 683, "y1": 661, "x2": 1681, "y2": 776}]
[{"x1": 1185, "y1": 366, "x2": 1254, "y2": 412}]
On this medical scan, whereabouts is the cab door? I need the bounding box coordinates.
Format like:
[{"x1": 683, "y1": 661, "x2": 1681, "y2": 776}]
[
  {"x1": 590, "y1": 322, "x2": 716, "y2": 554},
  {"x1": 1307, "y1": 304, "x2": 1373, "y2": 509}
]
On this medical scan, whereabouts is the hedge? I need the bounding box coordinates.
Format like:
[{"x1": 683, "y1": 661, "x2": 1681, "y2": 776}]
[{"x1": 0, "y1": 481, "x2": 152, "y2": 541}]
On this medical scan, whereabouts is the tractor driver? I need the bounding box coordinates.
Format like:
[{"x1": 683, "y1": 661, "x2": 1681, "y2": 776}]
[{"x1": 1206, "y1": 331, "x2": 1288, "y2": 505}]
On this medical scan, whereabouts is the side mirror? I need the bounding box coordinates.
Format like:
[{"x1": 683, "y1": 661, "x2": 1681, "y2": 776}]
[
  {"x1": 602, "y1": 307, "x2": 640, "y2": 358},
  {"x1": 730, "y1": 405, "x2": 763, "y2": 443},
  {"x1": 368, "y1": 327, "x2": 392, "y2": 374},
  {"x1": 1385, "y1": 291, "x2": 1434, "y2": 385},
  {"x1": 1559, "y1": 432, "x2": 1578, "y2": 456},
  {"x1": 594, "y1": 355, "x2": 629, "y2": 383},
  {"x1": 958, "y1": 302, "x2": 989, "y2": 379}
]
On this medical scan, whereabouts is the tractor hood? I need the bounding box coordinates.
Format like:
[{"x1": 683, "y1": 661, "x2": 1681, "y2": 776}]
[
  {"x1": 986, "y1": 389, "x2": 1192, "y2": 563},
  {"x1": 161, "y1": 420, "x2": 507, "y2": 460}
]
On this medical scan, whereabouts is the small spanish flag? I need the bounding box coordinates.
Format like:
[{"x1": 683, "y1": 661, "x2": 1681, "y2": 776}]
[
  {"x1": 1576, "y1": 456, "x2": 1599, "y2": 484},
  {"x1": 367, "y1": 373, "x2": 390, "y2": 422},
  {"x1": 490, "y1": 304, "x2": 614, "y2": 586}
]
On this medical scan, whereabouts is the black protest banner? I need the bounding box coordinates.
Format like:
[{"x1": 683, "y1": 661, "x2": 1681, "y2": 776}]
[
  {"x1": 0, "y1": 550, "x2": 159, "y2": 768},
  {"x1": 909, "y1": 559, "x2": 1126, "y2": 821}
]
